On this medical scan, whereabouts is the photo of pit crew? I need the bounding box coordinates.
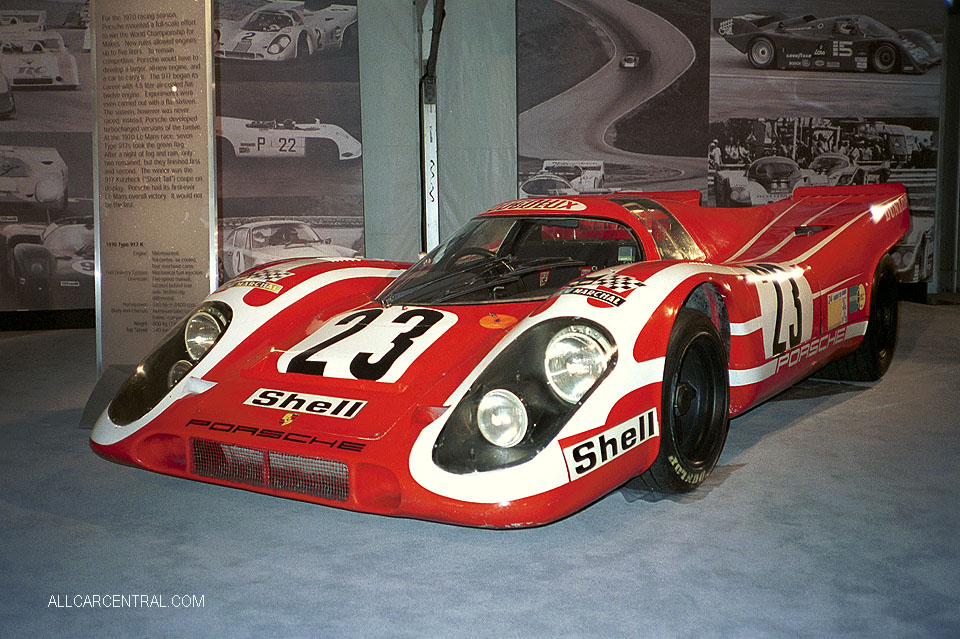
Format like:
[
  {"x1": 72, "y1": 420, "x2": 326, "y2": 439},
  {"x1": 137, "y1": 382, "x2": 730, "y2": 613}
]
[{"x1": 708, "y1": 115, "x2": 938, "y2": 284}]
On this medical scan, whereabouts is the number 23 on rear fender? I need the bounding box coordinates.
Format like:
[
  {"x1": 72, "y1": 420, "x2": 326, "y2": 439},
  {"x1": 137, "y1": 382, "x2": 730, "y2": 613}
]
[{"x1": 90, "y1": 184, "x2": 909, "y2": 527}]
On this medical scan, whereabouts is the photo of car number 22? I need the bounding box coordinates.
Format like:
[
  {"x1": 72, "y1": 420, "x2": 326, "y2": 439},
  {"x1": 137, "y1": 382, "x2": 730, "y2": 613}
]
[{"x1": 91, "y1": 184, "x2": 908, "y2": 527}]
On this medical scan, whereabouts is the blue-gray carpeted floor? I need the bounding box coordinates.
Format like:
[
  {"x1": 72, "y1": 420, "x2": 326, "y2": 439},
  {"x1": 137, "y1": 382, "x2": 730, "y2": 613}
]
[{"x1": 1, "y1": 302, "x2": 958, "y2": 638}]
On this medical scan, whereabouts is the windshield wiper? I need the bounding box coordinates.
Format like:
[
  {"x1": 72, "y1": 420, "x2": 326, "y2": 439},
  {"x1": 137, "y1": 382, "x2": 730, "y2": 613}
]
[
  {"x1": 380, "y1": 255, "x2": 510, "y2": 306},
  {"x1": 432, "y1": 257, "x2": 586, "y2": 303}
]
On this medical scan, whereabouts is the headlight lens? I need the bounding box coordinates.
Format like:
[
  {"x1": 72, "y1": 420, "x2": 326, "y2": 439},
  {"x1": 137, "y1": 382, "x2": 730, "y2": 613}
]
[
  {"x1": 167, "y1": 359, "x2": 194, "y2": 388},
  {"x1": 108, "y1": 302, "x2": 232, "y2": 426},
  {"x1": 477, "y1": 389, "x2": 528, "y2": 448},
  {"x1": 268, "y1": 35, "x2": 291, "y2": 54},
  {"x1": 185, "y1": 309, "x2": 227, "y2": 361},
  {"x1": 544, "y1": 325, "x2": 614, "y2": 403}
]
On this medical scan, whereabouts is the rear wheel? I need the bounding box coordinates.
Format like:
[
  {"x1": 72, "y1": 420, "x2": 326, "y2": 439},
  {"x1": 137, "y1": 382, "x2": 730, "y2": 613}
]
[
  {"x1": 871, "y1": 44, "x2": 898, "y2": 73},
  {"x1": 819, "y1": 255, "x2": 899, "y2": 381},
  {"x1": 747, "y1": 37, "x2": 776, "y2": 69},
  {"x1": 636, "y1": 308, "x2": 730, "y2": 493}
]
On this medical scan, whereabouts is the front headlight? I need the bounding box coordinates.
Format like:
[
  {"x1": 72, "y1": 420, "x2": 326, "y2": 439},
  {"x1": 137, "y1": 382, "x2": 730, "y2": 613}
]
[
  {"x1": 477, "y1": 389, "x2": 528, "y2": 448},
  {"x1": 433, "y1": 318, "x2": 616, "y2": 473},
  {"x1": 267, "y1": 34, "x2": 291, "y2": 54},
  {"x1": 35, "y1": 176, "x2": 62, "y2": 203},
  {"x1": 108, "y1": 302, "x2": 232, "y2": 426},
  {"x1": 185, "y1": 307, "x2": 228, "y2": 360},
  {"x1": 545, "y1": 326, "x2": 614, "y2": 403}
]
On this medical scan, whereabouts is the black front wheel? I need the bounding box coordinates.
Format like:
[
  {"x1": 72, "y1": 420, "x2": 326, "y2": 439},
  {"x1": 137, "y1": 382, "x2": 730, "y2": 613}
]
[
  {"x1": 871, "y1": 44, "x2": 898, "y2": 73},
  {"x1": 747, "y1": 37, "x2": 777, "y2": 69},
  {"x1": 637, "y1": 308, "x2": 730, "y2": 493}
]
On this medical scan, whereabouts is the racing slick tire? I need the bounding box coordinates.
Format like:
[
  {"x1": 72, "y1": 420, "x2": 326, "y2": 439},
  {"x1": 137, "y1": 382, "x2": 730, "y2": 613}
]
[
  {"x1": 747, "y1": 37, "x2": 777, "y2": 69},
  {"x1": 818, "y1": 255, "x2": 899, "y2": 381},
  {"x1": 871, "y1": 44, "x2": 898, "y2": 73},
  {"x1": 635, "y1": 308, "x2": 730, "y2": 493}
]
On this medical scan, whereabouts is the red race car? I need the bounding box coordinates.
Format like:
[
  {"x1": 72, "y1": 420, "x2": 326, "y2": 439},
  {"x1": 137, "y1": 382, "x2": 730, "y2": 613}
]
[{"x1": 91, "y1": 184, "x2": 909, "y2": 527}]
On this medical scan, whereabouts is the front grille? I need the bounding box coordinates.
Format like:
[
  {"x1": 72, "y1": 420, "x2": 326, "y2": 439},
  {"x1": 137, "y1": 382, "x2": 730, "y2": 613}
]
[
  {"x1": 219, "y1": 50, "x2": 258, "y2": 59},
  {"x1": 191, "y1": 439, "x2": 349, "y2": 501},
  {"x1": 13, "y1": 78, "x2": 54, "y2": 85}
]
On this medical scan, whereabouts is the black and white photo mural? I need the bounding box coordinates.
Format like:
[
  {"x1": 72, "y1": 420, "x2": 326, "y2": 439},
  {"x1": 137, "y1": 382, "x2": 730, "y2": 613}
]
[
  {"x1": 0, "y1": 1, "x2": 93, "y2": 312},
  {"x1": 213, "y1": 0, "x2": 363, "y2": 282},
  {"x1": 709, "y1": 0, "x2": 944, "y2": 284}
]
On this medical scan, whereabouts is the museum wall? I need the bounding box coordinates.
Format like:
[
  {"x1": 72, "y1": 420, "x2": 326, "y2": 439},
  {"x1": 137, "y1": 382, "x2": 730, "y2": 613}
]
[{"x1": 0, "y1": 0, "x2": 955, "y2": 338}]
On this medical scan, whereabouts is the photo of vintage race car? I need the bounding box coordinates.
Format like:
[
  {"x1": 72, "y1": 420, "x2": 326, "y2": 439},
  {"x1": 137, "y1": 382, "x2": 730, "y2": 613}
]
[
  {"x1": 220, "y1": 219, "x2": 358, "y2": 280},
  {"x1": 715, "y1": 14, "x2": 941, "y2": 74},
  {"x1": 891, "y1": 214, "x2": 934, "y2": 283},
  {"x1": 0, "y1": 10, "x2": 46, "y2": 34},
  {"x1": 714, "y1": 155, "x2": 806, "y2": 207},
  {"x1": 0, "y1": 71, "x2": 15, "y2": 119},
  {"x1": 91, "y1": 184, "x2": 908, "y2": 527},
  {"x1": 803, "y1": 153, "x2": 882, "y2": 187},
  {"x1": 216, "y1": 116, "x2": 361, "y2": 160},
  {"x1": 0, "y1": 32, "x2": 80, "y2": 89},
  {"x1": 1, "y1": 215, "x2": 93, "y2": 307},
  {"x1": 214, "y1": 1, "x2": 358, "y2": 61},
  {"x1": 0, "y1": 146, "x2": 68, "y2": 209},
  {"x1": 519, "y1": 160, "x2": 607, "y2": 198}
]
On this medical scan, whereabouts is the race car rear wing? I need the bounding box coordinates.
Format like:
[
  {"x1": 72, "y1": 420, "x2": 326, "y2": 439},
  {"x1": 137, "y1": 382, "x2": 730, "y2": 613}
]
[
  {"x1": 714, "y1": 13, "x2": 815, "y2": 36},
  {"x1": 792, "y1": 182, "x2": 907, "y2": 201},
  {"x1": 617, "y1": 190, "x2": 703, "y2": 206}
]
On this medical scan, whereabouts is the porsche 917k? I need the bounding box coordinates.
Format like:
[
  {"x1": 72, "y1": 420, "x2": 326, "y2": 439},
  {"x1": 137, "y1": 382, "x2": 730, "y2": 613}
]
[
  {"x1": 91, "y1": 185, "x2": 909, "y2": 527},
  {"x1": 214, "y1": 1, "x2": 357, "y2": 62}
]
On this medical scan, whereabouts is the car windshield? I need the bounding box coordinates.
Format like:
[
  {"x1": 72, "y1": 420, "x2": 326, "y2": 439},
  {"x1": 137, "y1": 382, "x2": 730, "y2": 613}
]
[
  {"x1": 856, "y1": 16, "x2": 896, "y2": 37},
  {"x1": 242, "y1": 11, "x2": 295, "y2": 31},
  {"x1": 749, "y1": 158, "x2": 799, "y2": 180},
  {"x1": 378, "y1": 216, "x2": 642, "y2": 305},
  {"x1": 522, "y1": 176, "x2": 575, "y2": 196},
  {"x1": 250, "y1": 223, "x2": 319, "y2": 248},
  {"x1": 810, "y1": 155, "x2": 848, "y2": 172},
  {"x1": 45, "y1": 223, "x2": 94, "y2": 258}
]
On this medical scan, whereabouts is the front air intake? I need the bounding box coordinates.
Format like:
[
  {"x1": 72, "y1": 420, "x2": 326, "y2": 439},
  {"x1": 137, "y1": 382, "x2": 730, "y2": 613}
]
[{"x1": 191, "y1": 439, "x2": 349, "y2": 502}]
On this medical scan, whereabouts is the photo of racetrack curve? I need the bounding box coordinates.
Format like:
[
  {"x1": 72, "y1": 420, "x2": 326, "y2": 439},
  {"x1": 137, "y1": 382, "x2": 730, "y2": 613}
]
[{"x1": 519, "y1": 0, "x2": 707, "y2": 192}]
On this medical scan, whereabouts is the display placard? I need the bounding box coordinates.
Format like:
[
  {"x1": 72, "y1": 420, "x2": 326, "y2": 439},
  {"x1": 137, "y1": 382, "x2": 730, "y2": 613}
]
[{"x1": 93, "y1": 0, "x2": 216, "y2": 371}]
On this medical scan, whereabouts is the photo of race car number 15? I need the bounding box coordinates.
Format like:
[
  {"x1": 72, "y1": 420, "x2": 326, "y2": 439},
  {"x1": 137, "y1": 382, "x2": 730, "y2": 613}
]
[{"x1": 90, "y1": 183, "x2": 909, "y2": 527}]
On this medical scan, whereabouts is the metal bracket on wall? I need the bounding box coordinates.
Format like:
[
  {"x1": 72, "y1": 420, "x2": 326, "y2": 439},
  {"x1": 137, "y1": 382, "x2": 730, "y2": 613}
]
[{"x1": 417, "y1": 0, "x2": 446, "y2": 253}]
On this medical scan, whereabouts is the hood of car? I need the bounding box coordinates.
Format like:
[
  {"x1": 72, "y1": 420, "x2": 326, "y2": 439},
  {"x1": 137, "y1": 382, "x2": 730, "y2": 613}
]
[
  {"x1": 202, "y1": 301, "x2": 537, "y2": 441},
  {"x1": 253, "y1": 243, "x2": 354, "y2": 261}
]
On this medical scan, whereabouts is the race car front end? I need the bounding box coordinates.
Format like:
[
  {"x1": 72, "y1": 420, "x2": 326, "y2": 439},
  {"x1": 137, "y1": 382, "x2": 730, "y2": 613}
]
[{"x1": 90, "y1": 252, "x2": 669, "y2": 527}]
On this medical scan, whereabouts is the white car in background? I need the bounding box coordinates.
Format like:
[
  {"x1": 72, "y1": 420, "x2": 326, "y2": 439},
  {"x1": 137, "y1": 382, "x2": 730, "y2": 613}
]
[
  {"x1": 0, "y1": 10, "x2": 46, "y2": 34},
  {"x1": 0, "y1": 33, "x2": 80, "y2": 89},
  {"x1": 0, "y1": 146, "x2": 68, "y2": 209},
  {"x1": 221, "y1": 219, "x2": 358, "y2": 280},
  {"x1": 520, "y1": 160, "x2": 608, "y2": 198},
  {"x1": 217, "y1": 116, "x2": 361, "y2": 160},
  {"x1": 214, "y1": 1, "x2": 357, "y2": 61}
]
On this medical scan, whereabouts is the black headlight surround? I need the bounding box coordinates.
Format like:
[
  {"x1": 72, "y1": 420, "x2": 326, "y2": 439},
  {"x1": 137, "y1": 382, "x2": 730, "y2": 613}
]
[
  {"x1": 432, "y1": 317, "x2": 616, "y2": 474},
  {"x1": 107, "y1": 302, "x2": 232, "y2": 426}
]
